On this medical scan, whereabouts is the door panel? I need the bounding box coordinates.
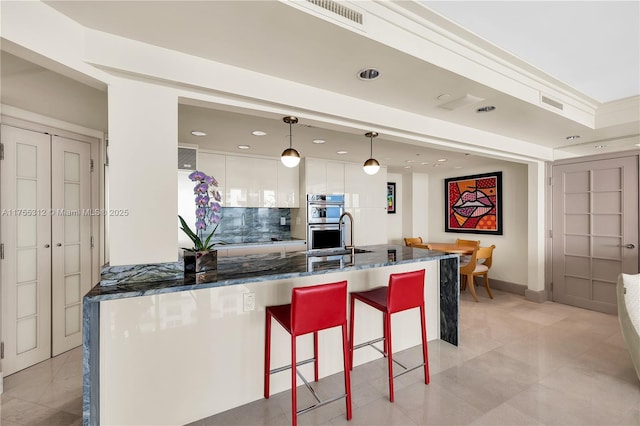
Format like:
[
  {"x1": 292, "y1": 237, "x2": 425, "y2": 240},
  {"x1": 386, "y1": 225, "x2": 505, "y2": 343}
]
[
  {"x1": 552, "y1": 156, "x2": 638, "y2": 313},
  {"x1": 51, "y1": 136, "x2": 92, "y2": 355},
  {"x1": 1, "y1": 125, "x2": 52, "y2": 375}
]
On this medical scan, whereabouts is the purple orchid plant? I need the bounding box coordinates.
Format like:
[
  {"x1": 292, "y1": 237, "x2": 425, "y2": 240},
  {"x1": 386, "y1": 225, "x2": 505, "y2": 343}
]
[{"x1": 179, "y1": 170, "x2": 222, "y2": 251}]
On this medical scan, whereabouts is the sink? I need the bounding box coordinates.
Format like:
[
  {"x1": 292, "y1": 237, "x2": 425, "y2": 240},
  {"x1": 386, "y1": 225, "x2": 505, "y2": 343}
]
[{"x1": 307, "y1": 248, "x2": 372, "y2": 257}]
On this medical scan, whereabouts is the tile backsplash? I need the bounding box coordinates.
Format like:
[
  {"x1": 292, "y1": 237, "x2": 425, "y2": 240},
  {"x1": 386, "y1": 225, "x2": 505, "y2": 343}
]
[{"x1": 211, "y1": 207, "x2": 292, "y2": 244}]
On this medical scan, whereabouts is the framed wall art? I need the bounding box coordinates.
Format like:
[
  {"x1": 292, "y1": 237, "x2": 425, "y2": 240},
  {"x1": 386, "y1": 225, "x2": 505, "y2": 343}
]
[
  {"x1": 387, "y1": 182, "x2": 396, "y2": 214},
  {"x1": 444, "y1": 171, "x2": 502, "y2": 235}
]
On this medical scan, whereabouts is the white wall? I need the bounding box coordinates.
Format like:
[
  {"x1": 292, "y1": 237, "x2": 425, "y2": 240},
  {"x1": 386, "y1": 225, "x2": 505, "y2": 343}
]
[
  {"x1": 386, "y1": 173, "x2": 403, "y2": 244},
  {"x1": 427, "y1": 162, "x2": 529, "y2": 286},
  {"x1": 400, "y1": 173, "x2": 429, "y2": 243}
]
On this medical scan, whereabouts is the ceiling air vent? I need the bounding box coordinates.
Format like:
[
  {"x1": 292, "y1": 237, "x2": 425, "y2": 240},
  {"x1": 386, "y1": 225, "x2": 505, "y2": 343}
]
[
  {"x1": 178, "y1": 147, "x2": 197, "y2": 171},
  {"x1": 305, "y1": 0, "x2": 363, "y2": 25},
  {"x1": 541, "y1": 95, "x2": 564, "y2": 111}
]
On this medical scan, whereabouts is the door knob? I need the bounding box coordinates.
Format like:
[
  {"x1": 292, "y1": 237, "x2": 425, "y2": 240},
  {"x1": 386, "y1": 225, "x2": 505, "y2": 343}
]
[
  {"x1": 624, "y1": 243, "x2": 636, "y2": 249},
  {"x1": 44, "y1": 244, "x2": 50, "y2": 248},
  {"x1": 56, "y1": 243, "x2": 62, "y2": 247}
]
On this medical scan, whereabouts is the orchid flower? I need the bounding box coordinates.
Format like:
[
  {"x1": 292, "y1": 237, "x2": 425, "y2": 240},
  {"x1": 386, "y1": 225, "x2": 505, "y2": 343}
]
[{"x1": 179, "y1": 170, "x2": 222, "y2": 251}]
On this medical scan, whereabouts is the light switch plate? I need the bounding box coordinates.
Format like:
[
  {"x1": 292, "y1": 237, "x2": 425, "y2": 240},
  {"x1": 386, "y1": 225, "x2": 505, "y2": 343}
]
[{"x1": 280, "y1": 217, "x2": 286, "y2": 225}]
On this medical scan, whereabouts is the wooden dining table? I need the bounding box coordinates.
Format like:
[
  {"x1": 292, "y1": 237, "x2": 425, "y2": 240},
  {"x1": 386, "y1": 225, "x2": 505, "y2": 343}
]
[{"x1": 413, "y1": 243, "x2": 474, "y2": 255}]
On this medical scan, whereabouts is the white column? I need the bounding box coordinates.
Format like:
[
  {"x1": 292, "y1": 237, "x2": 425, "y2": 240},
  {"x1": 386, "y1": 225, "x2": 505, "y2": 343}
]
[
  {"x1": 527, "y1": 160, "x2": 546, "y2": 297},
  {"x1": 108, "y1": 79, "x2": 178, "y2": 265},
  {"x1": 406, "y1": 173, "x2": 429, "y2": 241}
]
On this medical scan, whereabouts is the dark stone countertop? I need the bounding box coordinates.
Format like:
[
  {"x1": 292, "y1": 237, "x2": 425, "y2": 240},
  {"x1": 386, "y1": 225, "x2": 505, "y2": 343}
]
[{"x1": 87, "y1": 245, "x2": 457, "y2": 302}]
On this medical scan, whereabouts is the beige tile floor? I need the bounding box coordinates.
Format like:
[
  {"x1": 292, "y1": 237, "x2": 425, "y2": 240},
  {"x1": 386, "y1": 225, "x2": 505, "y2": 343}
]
[{"x1": 2, "y1": 289, "x2": 639, "y2": 425}]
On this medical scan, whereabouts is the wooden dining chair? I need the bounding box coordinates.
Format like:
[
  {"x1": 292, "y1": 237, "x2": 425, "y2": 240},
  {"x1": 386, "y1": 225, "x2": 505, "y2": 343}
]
[
  {"x1": 404, "y1": 237, "x2": 423, "y2": 247},
  {"x1": 472, "y1": 245, "x2": 496, "y2": 300},
  {"x1": 459, "y1": 247, "x2": 480, "y2": 302},
  {"x1": 456, "y1": 239, "x2": 480, "y2": 249}
]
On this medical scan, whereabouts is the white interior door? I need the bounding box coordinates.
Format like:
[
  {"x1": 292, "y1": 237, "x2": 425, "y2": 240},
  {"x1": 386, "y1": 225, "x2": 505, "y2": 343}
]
[
  {"x1": 0, "y1": 125, "x2": 52, "y2": 375},
  {"x1": 51, "y1": 136, "x2": 92, "y2": 356},
  {"x1": 552, "y1": 156, "x2": 639, "y2": 313}
]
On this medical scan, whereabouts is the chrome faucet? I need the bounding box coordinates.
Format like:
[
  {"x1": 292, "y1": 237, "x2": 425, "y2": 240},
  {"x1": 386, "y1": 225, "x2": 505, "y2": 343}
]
[{"x1": 339, "y1": 211, "x2": 355, "y2": 257}]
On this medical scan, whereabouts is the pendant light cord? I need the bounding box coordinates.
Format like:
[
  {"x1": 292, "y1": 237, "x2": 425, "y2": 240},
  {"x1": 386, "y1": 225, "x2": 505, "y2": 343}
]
[{"x1": 370, "y1": 135, "x2": 373, "y2": 158}]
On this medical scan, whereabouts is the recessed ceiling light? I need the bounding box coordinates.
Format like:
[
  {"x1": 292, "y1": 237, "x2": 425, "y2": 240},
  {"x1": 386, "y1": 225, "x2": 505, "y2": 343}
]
[
  {"x1": 237, "y1": 145, "x2": 250, "y2": 150},
  {"x1": 251, "y1": 130, "x2": 267, "y2": 136},
  {"x1": 336, "y1": 150, "x2": 348, "y2": 155},
  {"x1": 191, "y1": 130, "x2": 206, "y2": 136},
  {"x1": 594, "y1": 145, "x2": 607, "y2": 149},
  {"x1": 566, "y1": 135, "x2": 580, "y2": 140},
  {"x1": 421, "y1": 162, "x2": 429, "y2": 165},
  {"x1": 404, "y1": 165, "x2": 412, "y2": 169},
  {"x1": 406, "y1": 160, "x2": 416, "y2": 163},
  {"x1": 437, "y1": 93, "x2": 451, "y2": 100},
  {"x1": 357, "y1": 68, "x2": 380, "y2": 80},
  {"x1": 476, "y1": 106, "x2": 496, "y2": 113},
  {"x1": 437, "y1": 158, "x2": 448, "y2": 162},
  {"x1": 433, "y1": 164, "x2": 441, "y2": 167},
  {"x1": 312, "y1": 139, "x2": 326, "y2": 144}
]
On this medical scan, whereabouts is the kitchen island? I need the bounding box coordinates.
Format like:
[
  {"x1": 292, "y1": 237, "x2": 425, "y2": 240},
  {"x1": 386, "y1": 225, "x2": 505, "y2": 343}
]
[{"x1": 83, "y1": 245, "x2": 459, "y2": 425}]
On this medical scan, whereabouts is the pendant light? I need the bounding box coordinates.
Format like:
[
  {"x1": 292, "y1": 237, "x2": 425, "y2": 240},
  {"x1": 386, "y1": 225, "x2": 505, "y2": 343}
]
[
  {"x1": 281, "y1": 116, "x2": 300, "y2": 168},
  {"x1": 363, "y1": 131, "x2": 380, "y2": 175}
]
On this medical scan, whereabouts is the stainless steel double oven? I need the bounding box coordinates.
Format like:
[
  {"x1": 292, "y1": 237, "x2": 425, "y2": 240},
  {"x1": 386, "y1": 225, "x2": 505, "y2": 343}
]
[{"x1": 306, "y1": 194, "x2": 345, "y2": 251}]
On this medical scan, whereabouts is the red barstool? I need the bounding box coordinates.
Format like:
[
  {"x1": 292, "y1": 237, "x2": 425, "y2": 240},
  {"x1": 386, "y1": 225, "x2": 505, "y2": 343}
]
[
  {"x1": 264, "y1": 280, "x2": 352, "y2": 426},
  {"x1": 349, "y1": 269, "x2": 429, "y2": 402}
]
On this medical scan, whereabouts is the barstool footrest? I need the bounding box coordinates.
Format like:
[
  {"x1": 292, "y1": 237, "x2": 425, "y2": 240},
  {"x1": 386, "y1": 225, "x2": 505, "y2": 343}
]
[
  {"x1": 297, "y1": 393, "x2": 347, "y2": 416},
  {"x1": 296, "y1": 368, "x2": 321, "y2": 404},
  {"x1": 352, "y1": 336, "x2": 385, "y2": 351},
  {"x1": 393, "y1": 362, "x2": 426, "y2": 379},
  {"x1": 355, "y1": 338, "x2": 411, "y2": 370},
  {"x1": 269, "y1": 357, "x2": 315, "y2": 375}
]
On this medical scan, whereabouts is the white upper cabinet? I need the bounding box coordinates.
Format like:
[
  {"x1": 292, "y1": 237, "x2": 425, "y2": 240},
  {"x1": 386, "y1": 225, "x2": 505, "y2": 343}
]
[
  {"x1": 344, "y1": 163, "x2": 387, "y2": 208},
  {"x1": 303, "y1": 158, "x2": 344, "y2": 195},
  {"x1": 198, "y1": 152, "x2": 226, "y2": 196},
  {"x1": 225, "y1": 156, "x2": 277, "y2": 207},
  {"x1": 225, "y1": 155, "x2": 299, "y2": 208},
  {"x1": 326, "y1": 161, "x2": 345, "y2": 194},
  {"x1": 304, "y1": 158, "x2": 327, "y2": 194},
  {"x1": 277, "y1": 161, "x2": 300, "y2": 207}
]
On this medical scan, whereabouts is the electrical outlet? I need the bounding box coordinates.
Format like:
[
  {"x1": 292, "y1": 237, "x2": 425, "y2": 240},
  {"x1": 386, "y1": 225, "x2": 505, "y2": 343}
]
[
  {"x1": 280, "y1": 217, "x2": 286, "y2": 225},
  {"x1": 243, "y1": 292, "x2": 255, "y2": 311}
]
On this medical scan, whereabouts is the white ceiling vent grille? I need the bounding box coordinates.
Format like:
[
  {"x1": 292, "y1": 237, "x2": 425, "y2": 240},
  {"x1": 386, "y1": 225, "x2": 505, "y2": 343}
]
[
  {"x1": 541, "y1": 95, "x2": 564, "y2": 111},
  {"x1": 178, "y1": 147, "x2": 197, "y2": 170},
  {"x1": 305, "y1": 0, "x2": 363, "y2": 25}
]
